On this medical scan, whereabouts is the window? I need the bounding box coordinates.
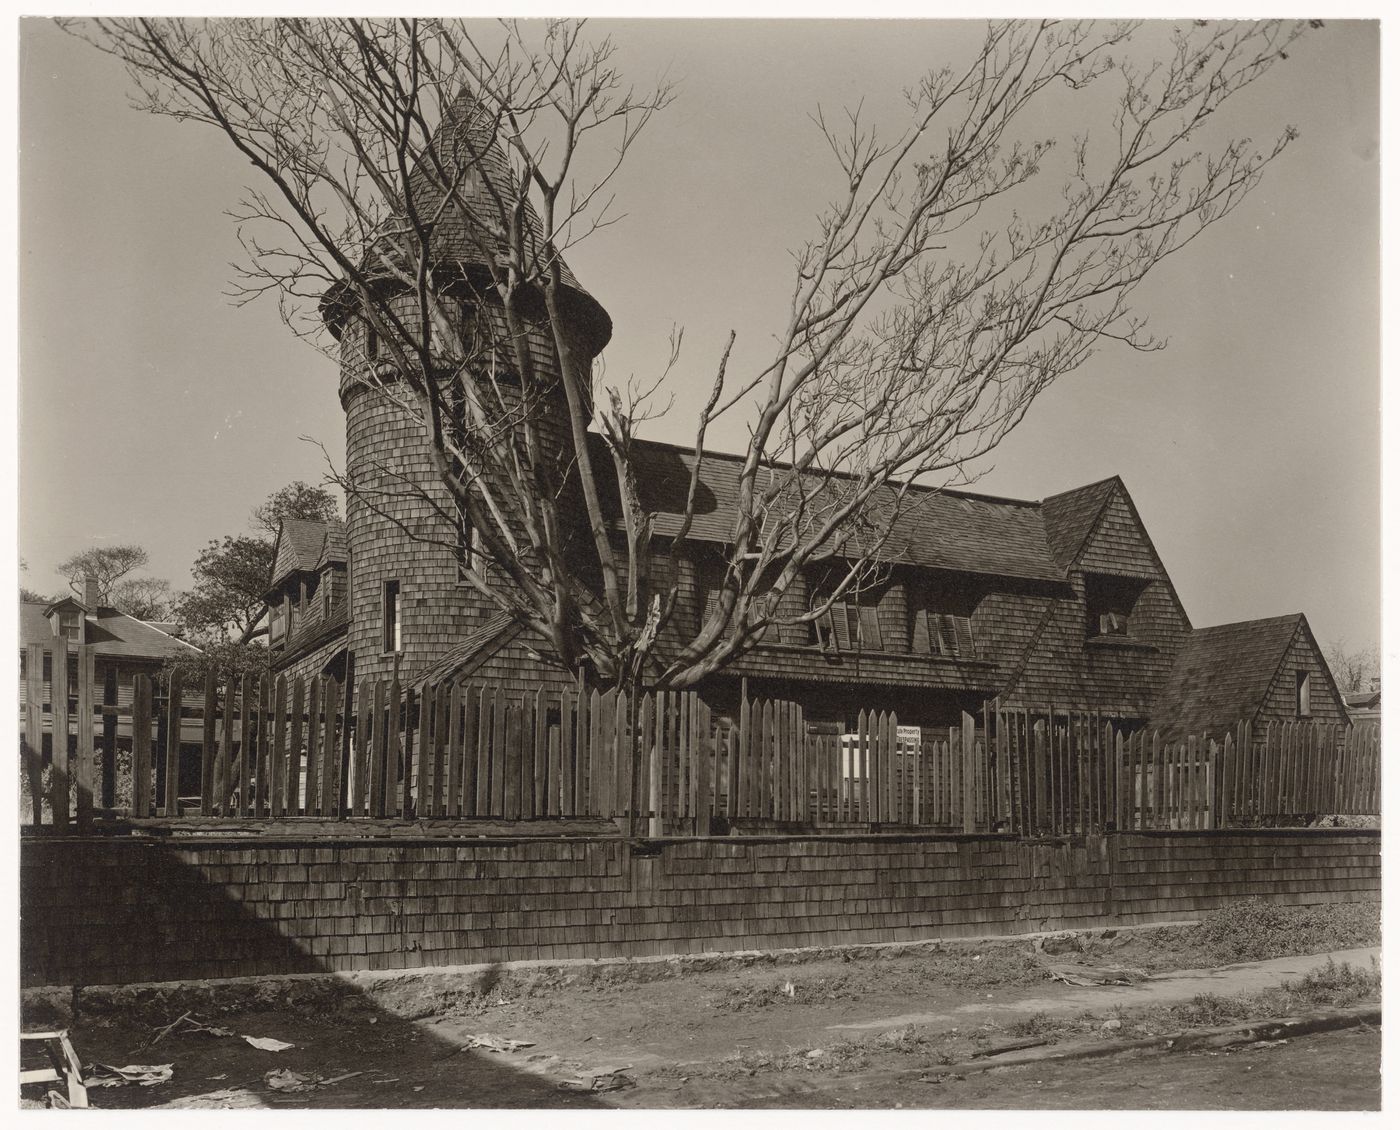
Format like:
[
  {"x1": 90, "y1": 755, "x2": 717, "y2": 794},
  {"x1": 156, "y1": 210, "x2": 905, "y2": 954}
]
[
  {"x1": 807, "y1": 588, "x2": 885, "y2": 653},
  {"x1": 1297, "y1": 670, "x2": 1312, "y2": 718},
  {"x1": 321, "y1": 572, "x2": 333, "y2": 619},
  {"x1": 456, "y1": 513, "x2": 481, "y2": 582},
  {"x1": 909, "y1": 576, "x2": 980, "y2": 658},
  {"x1": 269, "y1": 600, "x2": 287, "y2": 646},
  {"x1": 364, "y1": 320, "x2": 380, "y2": 362},
  {"x1": 1083, "y1": 573, "x2": 1148, "y2": 640},
  {"x1": 55, "y1": 611, "x2": 79, "y2": 641},
  {"x1": 382, "y1": 580, "x2": 402, "y2": 653}
]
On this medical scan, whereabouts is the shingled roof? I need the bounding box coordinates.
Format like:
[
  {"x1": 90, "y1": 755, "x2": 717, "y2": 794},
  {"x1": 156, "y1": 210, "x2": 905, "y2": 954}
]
[
  {"x1": 1041, "y1": 478, "x2": 1119, "y2": 571},
  {"x1": 603, "y1": 438, "x2": 1069, "y2": 583},
  {"x1": 20, "y1": 600, "x2": 201, "y2": 662},
  {"x1": 270, "y1": 518, "x2": 347, "y2": 590},
  {"x1": 1148, "y1": 614, "x2": 1305, "y2": 738},
  {"x1": 321, "y1": 88, "x2": 611, "y2": 354}
]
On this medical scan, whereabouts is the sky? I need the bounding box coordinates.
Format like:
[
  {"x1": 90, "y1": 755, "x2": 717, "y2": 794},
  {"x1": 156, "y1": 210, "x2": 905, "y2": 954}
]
[{"x1": 14, "y1": 16, "x2": 1381, "y2": 653}]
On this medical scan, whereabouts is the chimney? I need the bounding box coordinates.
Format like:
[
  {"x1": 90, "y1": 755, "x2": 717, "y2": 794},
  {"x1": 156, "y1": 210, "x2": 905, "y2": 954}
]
[{"x1": 83, "y1": 574, "x2": 100, "y2": 613}]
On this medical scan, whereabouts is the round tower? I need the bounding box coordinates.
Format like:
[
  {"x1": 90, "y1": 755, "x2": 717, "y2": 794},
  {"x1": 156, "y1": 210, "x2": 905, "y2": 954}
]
[{"x1": 323, "y1": 93, "x2": 611, "y2": 686}]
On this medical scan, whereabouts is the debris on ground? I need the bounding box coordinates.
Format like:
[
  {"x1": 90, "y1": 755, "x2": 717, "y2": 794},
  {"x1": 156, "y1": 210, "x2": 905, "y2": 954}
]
[
  {"x1": 1042, "y1": 963, "x2": 1148, "y2": 987},
  {"x1": 85, "y1": 1062, "x2": 174, "y2": 1088},
  {"x1": 458, "y1": 1033, "x2": 536, "y2": 1053},
  {"x1": 265, "y1": 1068, "x2": 366, "y2": 1093},
  {"x1": 244, "y1": 1035, "x2": 295, "y2": 1052},
  {"x1": 150, "y1": 1014, "x2": 237, "y2": 1045},
  {"x1": 559, "y1": 1067, "x2": 635, "y2": 1092},
  {"x1": 265, "y1": 1069, "x2": 318, "y2": 1093}
]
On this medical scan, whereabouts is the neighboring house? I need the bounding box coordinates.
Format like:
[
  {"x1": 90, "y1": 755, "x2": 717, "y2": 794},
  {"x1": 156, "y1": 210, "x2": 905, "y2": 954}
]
[
  {"x1": 262, "y1": 88, "x2": 1351, "y2": 745},
  {"x1": 20, "y1": 577, "x2": 203, "y2": 754},
  {"x1": 1342, "y1": 679, "x2": 1381, "y2": 726}
]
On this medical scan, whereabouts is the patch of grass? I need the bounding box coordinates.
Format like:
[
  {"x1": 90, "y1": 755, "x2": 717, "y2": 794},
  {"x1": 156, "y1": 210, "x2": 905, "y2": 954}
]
[{"x1": 1182, "y1": 899, "x2": 1380, "y2": 965}]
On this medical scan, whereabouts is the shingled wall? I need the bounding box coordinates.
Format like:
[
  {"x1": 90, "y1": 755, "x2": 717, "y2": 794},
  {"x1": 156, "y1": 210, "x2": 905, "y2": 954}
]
[{"x1": 20, "y1": 829, "x2": 1378, "y2": 988}]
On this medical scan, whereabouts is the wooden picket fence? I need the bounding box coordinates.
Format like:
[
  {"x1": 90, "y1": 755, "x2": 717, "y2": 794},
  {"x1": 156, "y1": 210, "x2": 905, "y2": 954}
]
[
  {"x1": 987, "y1": 710, "x2": 1381, "y2": 834},
  {"x1": 19, "y1": 644, "x2": 1381, "y2": 835}
]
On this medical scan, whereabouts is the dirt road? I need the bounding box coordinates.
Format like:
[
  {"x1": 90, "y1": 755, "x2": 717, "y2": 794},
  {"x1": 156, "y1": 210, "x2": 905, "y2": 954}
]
[{"x1": 29, "y1": 929, "x2": 1379, "y2": 1111}]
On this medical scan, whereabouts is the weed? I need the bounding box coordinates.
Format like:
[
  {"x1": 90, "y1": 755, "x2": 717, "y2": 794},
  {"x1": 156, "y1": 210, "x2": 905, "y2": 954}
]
[{"x1": 1184, "y1": 899, "x2": 1380, "y2": 965}]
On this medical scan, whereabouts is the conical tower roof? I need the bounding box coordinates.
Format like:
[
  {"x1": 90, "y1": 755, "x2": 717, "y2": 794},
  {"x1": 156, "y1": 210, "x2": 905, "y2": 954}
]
[{"x1": 322, "y1": 87, "x2": 612, "y2": 354}]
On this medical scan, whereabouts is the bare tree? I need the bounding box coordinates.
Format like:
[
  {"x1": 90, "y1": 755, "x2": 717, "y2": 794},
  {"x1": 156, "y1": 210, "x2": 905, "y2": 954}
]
[
  {"x1": 109, "y1": 576, "x2": 176, "y2": 621},
  {"x1": 1325, "y1": 639, "x2": 1379, "y2": 695},
  {"x1": 73, "y1": 17, "x2": 1307, "y2": 691},
  {"x1": 57, "y1": 544, "x2": 151, "y2": 601}
]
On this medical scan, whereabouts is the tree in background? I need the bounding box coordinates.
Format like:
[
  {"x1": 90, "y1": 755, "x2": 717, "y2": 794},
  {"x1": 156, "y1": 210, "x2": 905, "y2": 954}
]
[
  {"x1": 108, "y1": 576, "x2": 175, "y2": 621},
  {"x1": 54, "y1": 544, "x2": 175, "y2": 619},
  {"x1": 250, "y1": 480, "x2": 340, "y2": 541},
  {"x1": 20, "y1": 559, "x2": 52, "y2": 604},
  {"x1": 174, "y1": 481, "x2": 341, "y2": 645},
  {"x1": 78, "y1": 18, "x2": 1308, "y2": 690},
  {"x1": 1325, "y1": 640, "x2": 1379, "y2": 695},
  {"x1": 56, "y1": 544, "x2": 150, "y2": 601}
]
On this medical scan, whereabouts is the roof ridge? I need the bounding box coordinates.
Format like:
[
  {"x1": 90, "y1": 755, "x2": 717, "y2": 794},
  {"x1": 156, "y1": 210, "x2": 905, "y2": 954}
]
[{"x1": 622, "y1": 435, "x2": 1048, "y2": 509}]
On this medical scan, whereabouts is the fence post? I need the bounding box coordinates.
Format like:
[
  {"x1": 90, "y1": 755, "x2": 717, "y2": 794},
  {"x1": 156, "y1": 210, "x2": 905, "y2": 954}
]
[
  {"x1": 269, "y1": 675, "x2": 286, "y2": 819},
  {"x1": 163, "y1": 670, "x2": 182, "y2": 817},
  {"x1": 960, "y1": 711, "x2": 977, "y2": 833},
  {"x1": 24, "y1": 644, "x2": 45, "y2": 825},
  {"x1": 51, "y1": 638, "x2": 71, "y2": 828},
  {"x1": 76, "y1": 645, "x2": 96, "y2": 832}
]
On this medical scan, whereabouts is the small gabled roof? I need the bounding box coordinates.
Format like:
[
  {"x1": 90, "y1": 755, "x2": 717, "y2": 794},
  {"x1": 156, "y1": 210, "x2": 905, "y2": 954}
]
[
  {"x1": 1040, "y1": 478, "x2": 1120, "y2": 571},
  {"x1": 1149, "y1": 613, "x2": 1308, "y2": 737},
  {"x1": 19, "y1": 599, "x2": 201, "y2": 661},
  {"x1": 270, "y1": 518, "x2": 346, "y2": 590},
  {"x1": 315, "y1": 523, "x2": 348, "y2": 572},
  {"x1": 415, "y1": 612, "x2": 524, "y2": 689}
]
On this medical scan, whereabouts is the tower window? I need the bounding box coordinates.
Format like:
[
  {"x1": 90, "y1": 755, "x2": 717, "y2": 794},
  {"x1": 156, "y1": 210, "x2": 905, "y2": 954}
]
[
  {"x1": 365, "y1": 321, "x2": 380, "y2": 362},
  {"x1": 1297, "y1": 670, "x2": 1312, "y2": 717},
  {"x1": 382, "y1": 580, "x2": 402, "y2": 653},
  {"x1": 456, "y1": 515, "x2": 482, "y2": 583}
]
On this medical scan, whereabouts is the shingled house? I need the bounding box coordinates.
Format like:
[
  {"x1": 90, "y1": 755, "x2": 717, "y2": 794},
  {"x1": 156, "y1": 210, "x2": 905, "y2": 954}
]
[
  {"x1": 266, "y1": 455, "x2": 1345, "y2": 744},
  {"x1": 263, "y1": 89, "x2": 1346, "y2": 746}
]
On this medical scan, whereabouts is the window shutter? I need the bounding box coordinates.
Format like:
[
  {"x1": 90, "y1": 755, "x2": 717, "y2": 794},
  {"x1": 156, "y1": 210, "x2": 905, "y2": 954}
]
[
  {"x1": 832, "y1": 602, "x2": 852, "y2": 651},
  {"x1": 858, "y1": 603, "x2": 883, "y2": 651},
  {"x1": 951, "y1": 615, "x2": 976, "y2": 658}
]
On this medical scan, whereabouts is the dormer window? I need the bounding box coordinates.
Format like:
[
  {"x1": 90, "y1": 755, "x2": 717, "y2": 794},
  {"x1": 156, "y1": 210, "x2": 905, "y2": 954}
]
[
  {"x1": 53, "y1": 610, "x2": 80, "y2": 641},
  {"x1": 269, "y1": 600, "x2": 287, "y2": 646},
  {"x1": 1084, "y1": 573, "x2": 1148, "y2": 640}
]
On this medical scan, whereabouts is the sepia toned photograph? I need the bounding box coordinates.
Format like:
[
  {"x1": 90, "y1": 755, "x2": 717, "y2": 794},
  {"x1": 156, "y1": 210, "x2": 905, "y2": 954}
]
[{"x1": 15, "y1": 12, "x2": 1380, "y2": 1113}]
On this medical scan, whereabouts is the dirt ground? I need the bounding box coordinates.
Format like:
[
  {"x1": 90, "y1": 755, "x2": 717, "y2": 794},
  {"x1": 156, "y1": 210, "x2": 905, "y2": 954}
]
[{"x1": 22, "y1": 917, "x2": 1381, "y2": 1111}]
